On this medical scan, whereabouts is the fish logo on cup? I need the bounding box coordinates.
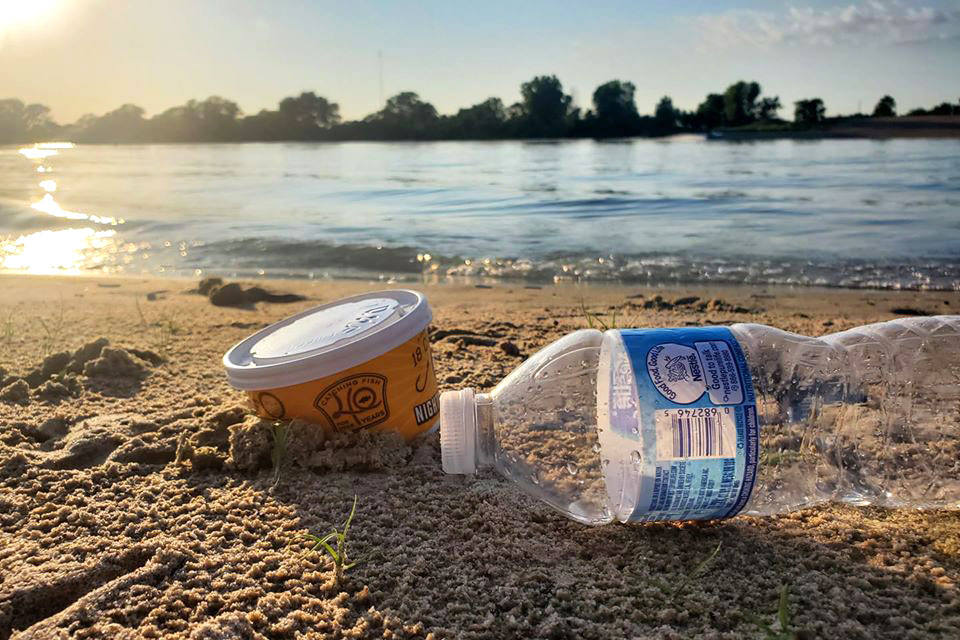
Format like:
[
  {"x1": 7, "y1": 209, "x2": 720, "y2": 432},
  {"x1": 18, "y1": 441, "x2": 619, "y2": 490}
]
[{"x1": 314, "y1": 373, "x2": 390, "y2": 432}]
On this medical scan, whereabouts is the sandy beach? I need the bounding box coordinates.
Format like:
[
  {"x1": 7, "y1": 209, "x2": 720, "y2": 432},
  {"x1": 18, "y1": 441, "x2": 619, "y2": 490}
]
[{"x1": 1, "y1": 274, "x2": 958, "y2": 639}]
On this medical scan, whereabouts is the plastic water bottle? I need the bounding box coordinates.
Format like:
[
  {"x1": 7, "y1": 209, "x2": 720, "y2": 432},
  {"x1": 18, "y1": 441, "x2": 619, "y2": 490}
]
[{"x1": 439, "y1": 316, "x2": 960, "y2": 525}]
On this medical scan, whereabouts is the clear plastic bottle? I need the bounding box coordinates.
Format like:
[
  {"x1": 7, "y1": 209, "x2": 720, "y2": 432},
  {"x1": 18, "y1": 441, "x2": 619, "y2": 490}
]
[{"x1": 439, "y1": 316, "x2": 960, "y2": 525}]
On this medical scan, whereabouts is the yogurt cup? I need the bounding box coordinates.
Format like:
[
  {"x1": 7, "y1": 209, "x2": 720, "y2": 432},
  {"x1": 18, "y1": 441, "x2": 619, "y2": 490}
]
[{"x1": 223, "y1": 290, "x2": 438, "y2": 439}]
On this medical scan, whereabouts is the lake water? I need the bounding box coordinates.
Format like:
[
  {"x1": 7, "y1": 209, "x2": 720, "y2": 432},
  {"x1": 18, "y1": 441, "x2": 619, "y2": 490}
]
[{"x1": 2, "y1": 138, "x2": 959, "y2": 290}]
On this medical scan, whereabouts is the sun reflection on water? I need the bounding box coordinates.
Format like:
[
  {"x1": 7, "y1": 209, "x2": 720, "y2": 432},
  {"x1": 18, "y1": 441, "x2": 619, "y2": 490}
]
[
  {"x1": 0, "y1": 228, "x2": 120, "y2": 274},
  {"x1": 30, "y1": 193, "x2": 122, "y2": 225},
  {"x1": 19, "y1": 147, "x2": 58, "y2": 159},
  {"x1": 1, "y1": 140, "x2": 135, "y2": 275}
]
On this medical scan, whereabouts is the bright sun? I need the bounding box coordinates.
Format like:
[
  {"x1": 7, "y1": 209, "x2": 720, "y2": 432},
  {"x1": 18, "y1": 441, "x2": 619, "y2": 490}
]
[{"x1": 0, "y1": 0, "x2": 59, "y2": 31}]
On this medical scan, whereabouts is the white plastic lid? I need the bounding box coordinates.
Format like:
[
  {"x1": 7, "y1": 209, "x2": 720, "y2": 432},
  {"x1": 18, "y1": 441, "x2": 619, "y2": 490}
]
[
  {"x1": 223, "y1": 289, "x2": 432, "y2": 390},
  {"x1": 440, "y1": 388, "x2": 476, "y2": 474}
]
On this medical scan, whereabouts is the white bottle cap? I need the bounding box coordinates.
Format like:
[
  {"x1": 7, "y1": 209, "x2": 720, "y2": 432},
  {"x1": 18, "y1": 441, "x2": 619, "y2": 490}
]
[{"x1": 440, "y1": 388, "x2": 476, "y2": 474}]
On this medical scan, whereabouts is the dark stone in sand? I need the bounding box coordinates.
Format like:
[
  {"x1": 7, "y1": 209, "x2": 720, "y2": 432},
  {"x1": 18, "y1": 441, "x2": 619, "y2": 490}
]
[
  {"x1": 456, "y1": 335, "x2": 498, "y2": 348},
  {"x1": 499, "y1": 341, "x2": 522, "y2": 357},
  {"x1": 209, "y1": 283, "x2": 247, "y2": 307},
  {"x1": 890, "y1": 307, "x2": 930, "y2": 316},
  {"x1": 642, "y1": 295, "x2": 674, "y2": 310},
  {"x1": 206, "y1": 280, "x2": 305, "y2": 307},
  {"x1": 673, "y1": 296, "x2": 700, "y2": 306},
  {"x1": 433, "y1": 328, "x2": 490, "y2": 341},
  {"x1": 197, "y1": 277, "x2": 224, "y2": 295},
  {"x1": 244, "y1": 286, "x2": 306, "y2": 304},
  {"x1": 700, "y1": 298, "x2": 754, "y2": 314}
]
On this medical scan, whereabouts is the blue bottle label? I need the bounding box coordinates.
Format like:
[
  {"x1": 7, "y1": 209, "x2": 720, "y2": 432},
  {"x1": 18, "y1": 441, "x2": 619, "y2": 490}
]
[{"x1": 614, "y1": 327, "x2": 758, "y2": 521}]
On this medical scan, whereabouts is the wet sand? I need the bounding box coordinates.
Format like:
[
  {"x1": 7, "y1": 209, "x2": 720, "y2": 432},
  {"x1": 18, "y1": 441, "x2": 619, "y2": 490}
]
[{"x1": 1, "y1": 274, "x2": 958, "y2": 639}]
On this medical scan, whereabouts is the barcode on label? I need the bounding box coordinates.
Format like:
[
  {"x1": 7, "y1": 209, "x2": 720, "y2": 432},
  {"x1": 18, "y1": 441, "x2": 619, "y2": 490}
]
[{"x1": 655, "y1": 408, "x2": 736, "y2": 460}]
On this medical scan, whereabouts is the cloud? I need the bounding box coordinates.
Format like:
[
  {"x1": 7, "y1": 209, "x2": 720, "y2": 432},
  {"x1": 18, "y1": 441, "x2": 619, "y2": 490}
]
[{"x1": 696, "y1": 1, "x2": 960, "y2": 49}]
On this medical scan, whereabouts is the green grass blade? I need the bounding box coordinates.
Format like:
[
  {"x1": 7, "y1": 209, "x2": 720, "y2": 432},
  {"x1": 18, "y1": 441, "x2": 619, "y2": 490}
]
[
  {"x1": 342, "y1": 495, "x2": 358, "y2": 539},
  {"x1": 317, "y1": 539, "x2": 340, "y2": 563},
  {"x1": 669, "y1": 542, "x2": 722, "y2": 596},
  {"x1": 777, "y1": 584, "x2": 790, "y2": 632},
  {"x1": 579, "y1": 298, "x2": 595, "y2": 329},
  {"x1": 307, "y1": 531, "x2": 337, "y2": 545},
  {"x1": 693, "y1": 542, "x2": 722, "y2": 577}
]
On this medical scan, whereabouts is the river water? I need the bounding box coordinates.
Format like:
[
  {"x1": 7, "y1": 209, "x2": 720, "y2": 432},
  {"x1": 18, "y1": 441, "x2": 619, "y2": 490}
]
[{"x1": 2, "y1": 137, "x2": 958, "y2": 289}]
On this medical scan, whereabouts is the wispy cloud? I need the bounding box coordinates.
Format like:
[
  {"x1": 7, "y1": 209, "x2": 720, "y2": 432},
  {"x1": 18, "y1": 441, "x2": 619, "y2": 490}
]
[{"x1": 697, "y1": 1, "x2": 960, "y2": 49}]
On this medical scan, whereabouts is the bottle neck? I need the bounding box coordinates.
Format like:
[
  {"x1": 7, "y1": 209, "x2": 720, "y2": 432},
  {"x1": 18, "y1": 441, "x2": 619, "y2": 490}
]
[{"x1": 474, "y1": 392, "x2": 496, "y2": 469}]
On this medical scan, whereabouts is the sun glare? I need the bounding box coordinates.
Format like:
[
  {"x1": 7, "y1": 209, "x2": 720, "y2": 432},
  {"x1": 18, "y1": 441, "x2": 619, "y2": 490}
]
[
  {"x1": 0, "y1": 227, "x2": 118, "y2": 274},
  {"x1": 0, "y1": 0, "x2": 59, "y2": 30}
]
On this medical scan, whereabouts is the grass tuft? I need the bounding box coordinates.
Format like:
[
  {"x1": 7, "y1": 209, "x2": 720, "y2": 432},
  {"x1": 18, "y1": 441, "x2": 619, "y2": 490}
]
[
  {"x1": 642, "y1": 541, "x2": 722, "y2": 600},
  {"x1": 2, "y1": 307, "x2": 16, "y2": 344},
  {"x1": 135, "y1": 297, "x2": 180, "y2": 351},
  {"x1": 306, "y1": 496, "x2": 363, "y2": 586},
  {"x1": 579, "y1": 297, "x2": 633, "y2": 331},
  {"x1": 668, "y1": 541, "x2": 722, "y2": 598},
  {"x1": 37, "y1": 298, "x2": 65, "y2": 357},
  {"x1": 748, "y1": 584, "x2": 797, "y2": 639}
]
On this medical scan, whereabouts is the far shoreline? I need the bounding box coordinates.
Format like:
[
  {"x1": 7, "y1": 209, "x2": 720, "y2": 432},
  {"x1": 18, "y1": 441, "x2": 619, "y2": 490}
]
[
  {"x1": 711, "y1": 115, "x2": 960, "y2": 141},
  {"x1": 9, "y1": 116, "x2": 960, "y2": 147},
  {"x1": 2, "y1": 270, "x2": 958, "y2": 303}
]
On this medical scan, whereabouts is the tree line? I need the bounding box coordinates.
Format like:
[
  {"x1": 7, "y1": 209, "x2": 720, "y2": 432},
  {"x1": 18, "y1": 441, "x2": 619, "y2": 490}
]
[{"x1": 2, "y1": 76, "x2": 957, "y2": 144}]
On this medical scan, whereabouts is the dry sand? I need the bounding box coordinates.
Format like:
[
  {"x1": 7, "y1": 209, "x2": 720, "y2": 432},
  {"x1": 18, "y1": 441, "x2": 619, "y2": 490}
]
[{"x1": 0, "y1": 274, "x2": 958, "y2": 639}]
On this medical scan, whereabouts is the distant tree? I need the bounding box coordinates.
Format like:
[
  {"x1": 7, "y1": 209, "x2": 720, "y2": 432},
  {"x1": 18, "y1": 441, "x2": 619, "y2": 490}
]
[
  {"x1": 239, "y1": 109, "x2": 287, "y2": 141},
  {"x1": 695, "y1": 93, "x2": 726, "y2": 130},
  {"x1": 448, "y1": 97, "x2": 507, "y2": 138},
  {"x1": 0, "y1": 98, "x2": 59, "y2": 143},
  {"x1": 22, "y1": 103, "x2": 53, "y2": 131},
  {"x1": 198, "y1": 96, "x2": 242, "y2": 140},
  {"x1": 928, "y1": 101, "x2": 960, "y2": 116},
  {"x1": 723, "y1": 81, "x2": 761, "y2": 126},
  {"x1": 0, "y1": 98, "x2": 28, "y2": 142},
  {"x1": 872, "y1": 95, "x2": 897, "y2": 117},
  {"x1": 363, "y1": 92, "x2": 439, "y2": 138},
  {"x1": 591, "y1": 80, "x2": 640, "y2": 135},
  {"x1": 757, "y1": 96, "x2": 782, "y2": 120},
  {"x1": 149, "y1": 96, "x2": 241, "y2": 142},
  {"x1": 278, "y1": 92, "x2": 340, "y2": 132},
  {"x1": 72, "y1": 104, "x2": 146, "y2": 142},
  {"x1": 517, "y1": 75, "x2": 572, "y2": 137},
  {"x1": 505, "y1": 102, "x2": 525, "y2": 121},
  {"x1": 794, "y1": 98, "x2": 826, "y2": 125},
  {"x1": 653, "y1": 96, "x2": 678, "y2": 131}
]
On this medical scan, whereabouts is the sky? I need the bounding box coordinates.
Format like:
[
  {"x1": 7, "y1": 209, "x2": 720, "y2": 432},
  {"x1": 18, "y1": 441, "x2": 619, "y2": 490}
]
[{"x1": 1, "y1": 0, "x2": 958, "y2": 123}]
